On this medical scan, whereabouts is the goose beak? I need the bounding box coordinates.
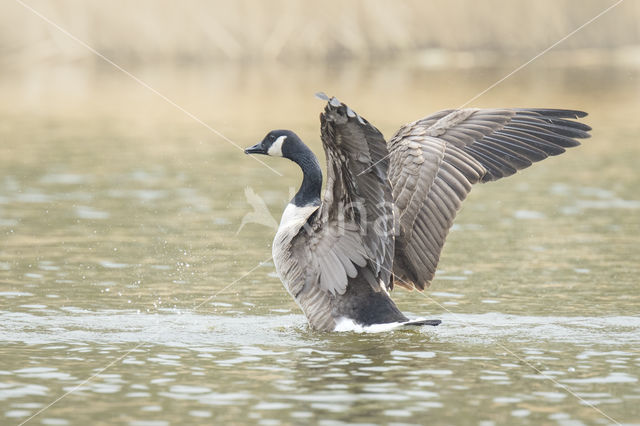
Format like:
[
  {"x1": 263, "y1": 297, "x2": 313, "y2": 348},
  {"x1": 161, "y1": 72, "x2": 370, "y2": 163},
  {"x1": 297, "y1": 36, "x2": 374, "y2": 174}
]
[{"x1": 244, "y1": 143, "x2": 265, "y2": 155}]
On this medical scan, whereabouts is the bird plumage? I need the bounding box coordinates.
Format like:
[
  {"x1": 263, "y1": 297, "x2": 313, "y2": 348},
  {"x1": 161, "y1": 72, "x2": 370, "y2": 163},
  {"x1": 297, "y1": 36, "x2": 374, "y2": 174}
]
[
  {"x1": 389, "y1": 107, "x2": 590, "y2": 291},
  {"x1": 244, "y1": 95, "x2": 590, "y2": 331}
]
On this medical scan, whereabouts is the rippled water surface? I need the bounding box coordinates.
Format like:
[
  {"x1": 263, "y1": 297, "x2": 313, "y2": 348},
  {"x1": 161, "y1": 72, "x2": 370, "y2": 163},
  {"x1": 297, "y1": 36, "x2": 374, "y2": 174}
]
[{"x1": 1, "y1": 64, "x2": 639, "y2": 425}]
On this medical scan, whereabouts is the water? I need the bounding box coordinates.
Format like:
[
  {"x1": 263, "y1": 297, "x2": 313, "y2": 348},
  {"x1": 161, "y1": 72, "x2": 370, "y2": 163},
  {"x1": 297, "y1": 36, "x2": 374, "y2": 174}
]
[{"x1": 1, "y1": 64, "x2": 639, "y2": 425}]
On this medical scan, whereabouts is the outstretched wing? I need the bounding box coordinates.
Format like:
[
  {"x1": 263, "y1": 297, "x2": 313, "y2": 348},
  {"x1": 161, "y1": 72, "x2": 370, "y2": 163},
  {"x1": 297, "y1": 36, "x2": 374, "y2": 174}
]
[
  {"x1": 291, "y1": 95, "x2": 395, "y2": 297},
  {"x1": 389, "y1": 108, "x2": 591, "y2": 290}
]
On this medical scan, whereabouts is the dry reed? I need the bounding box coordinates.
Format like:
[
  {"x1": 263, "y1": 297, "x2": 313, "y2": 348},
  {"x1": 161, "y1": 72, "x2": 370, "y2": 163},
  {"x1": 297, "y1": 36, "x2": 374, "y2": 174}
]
[{"x1": 1, "y1": 0, "x2": 638, "y2": 67}]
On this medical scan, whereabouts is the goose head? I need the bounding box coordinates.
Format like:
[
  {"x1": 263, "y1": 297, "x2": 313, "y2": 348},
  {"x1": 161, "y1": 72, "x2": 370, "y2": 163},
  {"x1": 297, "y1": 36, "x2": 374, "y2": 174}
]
[
  {"x1": 245, "y1": 129, "x2": 322, "y2": 206},
  {"x1": 244, "y1": 130, "x2": 302, "y2": 159}
]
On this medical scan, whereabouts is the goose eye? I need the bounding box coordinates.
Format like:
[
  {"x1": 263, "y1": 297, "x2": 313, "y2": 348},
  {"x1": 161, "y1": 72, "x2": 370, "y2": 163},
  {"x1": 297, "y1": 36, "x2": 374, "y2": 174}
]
[{"x1": 270, "y1": 135, "x2": 276, "y2": 141}]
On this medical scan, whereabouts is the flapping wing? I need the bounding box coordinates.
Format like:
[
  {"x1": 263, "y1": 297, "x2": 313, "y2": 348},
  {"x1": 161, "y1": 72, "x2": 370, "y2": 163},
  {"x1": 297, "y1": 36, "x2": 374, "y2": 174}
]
[
  {"x1": 292, "y1": 95, "x2": 395, "y2": 296},
  {"x1": 389, "y1": 108, "x2": 591, "y2": 290}
]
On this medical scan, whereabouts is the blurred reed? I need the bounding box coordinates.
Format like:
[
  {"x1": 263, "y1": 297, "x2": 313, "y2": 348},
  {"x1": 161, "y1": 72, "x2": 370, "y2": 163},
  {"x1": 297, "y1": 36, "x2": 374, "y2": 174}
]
[{"x1": 1, "y1": 0, "x2": 639, "y2": 67}]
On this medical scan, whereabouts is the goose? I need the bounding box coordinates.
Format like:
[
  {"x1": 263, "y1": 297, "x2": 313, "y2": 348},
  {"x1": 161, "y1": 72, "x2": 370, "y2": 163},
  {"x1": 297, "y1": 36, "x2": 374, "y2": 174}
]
[{"x1": 244, "y1": 93, "x2": 590, "y2": 332}]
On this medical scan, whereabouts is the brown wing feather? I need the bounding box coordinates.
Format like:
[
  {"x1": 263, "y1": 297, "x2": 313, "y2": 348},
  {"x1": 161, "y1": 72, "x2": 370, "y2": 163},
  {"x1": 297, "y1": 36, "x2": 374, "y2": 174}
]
[
  {"x1": 292, "y1": 97, "x2": 395, "y2": 296},
  {"x1": 389, "y1": 108, "x2": 590, "y2": 290}
]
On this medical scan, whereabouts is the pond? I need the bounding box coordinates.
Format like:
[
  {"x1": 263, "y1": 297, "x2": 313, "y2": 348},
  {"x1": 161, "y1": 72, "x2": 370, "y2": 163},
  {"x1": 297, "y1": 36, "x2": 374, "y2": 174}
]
[{"x1": 0, "y1": 63, "x2": 639, "y2": 425}]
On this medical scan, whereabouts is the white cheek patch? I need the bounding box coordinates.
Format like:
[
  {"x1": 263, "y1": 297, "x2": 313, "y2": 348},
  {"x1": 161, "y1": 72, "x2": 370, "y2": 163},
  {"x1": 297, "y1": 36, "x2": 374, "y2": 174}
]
[{"x1": 267, "y1": 135, "x2": 287, "y2": 157}]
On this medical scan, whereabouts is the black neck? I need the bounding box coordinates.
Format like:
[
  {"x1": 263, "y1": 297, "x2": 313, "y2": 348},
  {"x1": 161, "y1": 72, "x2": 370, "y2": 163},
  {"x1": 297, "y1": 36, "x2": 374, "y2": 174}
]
[{"x1": 290, "y1": 146, "x2": 322, "y2": 207}]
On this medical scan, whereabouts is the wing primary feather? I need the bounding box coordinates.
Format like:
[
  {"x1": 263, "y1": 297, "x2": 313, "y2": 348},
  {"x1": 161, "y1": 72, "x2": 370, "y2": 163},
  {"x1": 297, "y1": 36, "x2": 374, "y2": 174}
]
[
  {"x1": 515, "y1": 108, "x2": 587, "y2": 119},
  {"x1": 542, "y1": 117, "x2": 592, "y2": 132},
  {"x1": 459, "y1": 147, "x2": 506, "y2": 181},
  {"x1": 510, "y1": 117, "x2": 591, "y2": 139},
  {"x1": 507, "y1": 123, "x2": 582, "y2": 147},
  {"x1": 483, "y1": 135, "x2": 549, "y2": 162},
  {"x1": 498, "y1": 129, "x2": 567, "y2": 156},
  {"x1": 476, "y1": 140, "x2": 533, "y2": 169}
]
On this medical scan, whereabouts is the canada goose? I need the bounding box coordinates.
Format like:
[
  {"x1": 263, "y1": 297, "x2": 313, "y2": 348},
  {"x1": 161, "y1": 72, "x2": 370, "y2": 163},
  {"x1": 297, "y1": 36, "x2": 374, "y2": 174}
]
[{"x1": 244, "y1": 94, "x2": 590, "y2": 332}]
